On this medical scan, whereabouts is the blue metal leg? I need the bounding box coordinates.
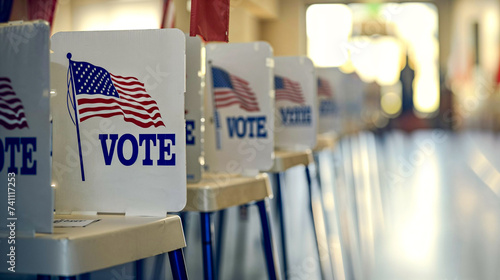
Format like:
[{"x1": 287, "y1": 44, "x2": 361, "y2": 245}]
[
  {"x1": 37, "y1": 276, "x2": 51, "y2": 280},
  {"x1": 169, "y1": 249, "x2": 189, "y2": 280},
  {"x1": 80, "y1": 273, "x2": 90, "y2": 280},
  {"x1": 215, "y1": 209, "x2": 226, "y2": 280},
  {"x1": 275, "y1": 172, "x2": 288, "y2": 279},
  {"x1": 257, "y1": 199, "x2": 280, "y2": 280},
  {"x1": 135, "y1": 259, "x2": 144, "y2": 280},
  {"x1": 305, "y1": 165, "x2": 320, "y2": 250},
  {"x1": 305, "y1": 165, "x2": 327, "y2": 279},
  {"x1": 313, "y1": 154, "x2": 322, "y2": 193},
  {"x1": 313, "y1": 153, "x2": 336, "y2": 279},
  {"x1": 200, "y1": 212, "x2": 215, "y2": 280}
]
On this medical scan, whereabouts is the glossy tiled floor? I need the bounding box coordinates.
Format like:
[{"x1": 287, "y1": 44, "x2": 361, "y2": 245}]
[{"x1": 325, "y1": 130, "x2": 500, "y2": 280}]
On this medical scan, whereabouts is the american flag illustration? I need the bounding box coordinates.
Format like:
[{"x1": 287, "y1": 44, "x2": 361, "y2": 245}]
[
  {"x1": 68, "y1": 60, "x2": 165, "y2": 128},
  {"x1": 211, "y1": 66, "x2": 260, "y2": 112},
  {"x1": 0, "y1": 77, "x2": 28, "y2": 130},
  {"x1": 275, "y1": 76, "x2": 305, "y2": 104},
  {"x1": 317, "y1": 78, "x2": 333, "y2": 98}
]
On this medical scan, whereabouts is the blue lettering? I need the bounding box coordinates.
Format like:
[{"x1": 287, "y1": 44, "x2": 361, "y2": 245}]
[
  {"x1": 5, "y1": 138, "x2": 20, "y2": 174},
  {"x1": 99, "y1": 134, "x2": 118, "y2": 165},
  {"x1": 99, "y1": 134, "x2": 176, "y2": 166},
  {"x1": 226, "y1": 116, "x2": 267, "y2": 139},
  {"x1": 320, "y1": 100, "x2": 336, "y2": 116},
  {"x1": 280, "y1": 108, "x2": 287, "y2": 124},
  {"x1": 0, "y1": 137, "x2": 37, "y2": 175},
  {"x1": 279, "y1": 106, "x2": 312, "y2": 126},
  {"x1": 117, "y1": 134, "x2": 138, "y2": 166},
  {"x1": 247, "y1": 117, "x2": 256, "y2": 138},
  {"x1": 0, "y1": 139, "x2": 3, "y2": 172},
  {"x1": 227, "y1": 117, "x2": 237, "y2": 138},
  {"x1": 20, "y1": 138, "x2": 36, "y2": 175},
  {"x1": 139, "y1": 134, "x2": 156, "y2": 166},
  {"x1": 186, "y1": 120, "x2": 195, "y2": 145},
  {"x1": 236, "y1": 117, "x2": 246, "y2": 138},
  {"x1": 158, "y1": 134, "x2": 176, "y2": 166},
  {"x1": 304, "y1": 107, "x2": 311, "y2": 123},
  {"x1": 257, "y1": 116, "x2": 267, "y2": 137}
]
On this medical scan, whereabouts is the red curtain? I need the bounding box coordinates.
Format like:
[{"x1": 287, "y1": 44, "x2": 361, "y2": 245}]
[
  {"x1": 160, "y1": 0, "x2": 175, "y2": 29},
  {"x1": 27, "y1": 0, "x2": 57, "y2": 27},
  {"x1": 190, "y1": 0, "x2": 229, "y2": 42}
]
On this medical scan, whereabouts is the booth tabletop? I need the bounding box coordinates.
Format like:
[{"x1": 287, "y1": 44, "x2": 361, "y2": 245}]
[
  {"x1": 0, "y1": 214, "x2": 185, "y2": 276},
  {"x1": 314, "y1": 134, "x2": 339, "y2": 152},
  {"x1": 185, "y1": 173, "x2": 272, "y2": 212},
  {"x1": 266, "y1": 150, "x2": 314, "y2": 173}
]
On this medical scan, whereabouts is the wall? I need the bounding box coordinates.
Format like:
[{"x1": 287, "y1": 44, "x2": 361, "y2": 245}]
[
  {"x1": 261, "y1": 0, "x2": 307, "y2": 56},
  {"x1": 52, "y1": 0, "x2": 73, "y2": 34},
  {"x1": 174, "y1": 0, "x2": 273, "y2": 43},
  {"x1": 10, "y1": 0, "x2": 456, "y2": 68}
]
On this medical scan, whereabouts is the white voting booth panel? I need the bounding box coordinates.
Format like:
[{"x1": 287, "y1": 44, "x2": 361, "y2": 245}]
[
  {"x1": 204, "y1": 42, "x2": 274, "y2": 173},
  {"x1": 338, "y1": 71, "x2": 365, "y2": 133},
  {"x1": 0, "y1": 21, "x2": 53, "y2": 235},
  {"x1": 185, "y1": 35, "x2": 204, "y2": 183},
  {"x1": 50, "y1": 29, "x2": 187, "y2": 215},
  {"x1": 274, "y1": 56, "x2": 317, "y2": 150},
  {"x1": 316, "y1": 67, "x2": 341, "y2": 135}
]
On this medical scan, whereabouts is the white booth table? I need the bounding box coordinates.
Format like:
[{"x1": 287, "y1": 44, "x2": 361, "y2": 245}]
[
  {"x1": 0, "y1": 214, "x2": 187, "y2": 279},
  {"x1": 314, "y1": 134, "x2": 339, "y2": 153}
]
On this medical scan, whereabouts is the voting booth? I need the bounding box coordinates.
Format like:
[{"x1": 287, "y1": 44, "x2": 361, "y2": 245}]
[
  {"x1": 0, "y1": 21, "x2": 53, "y2": 238},
  {"x1": 316, "y1": 67, "x2": 342, "y2": 136},
  {"x1": 337, "y1": 71, "x2": 366, "y2": 134},
  {"x1": 274, "y1": 56, "x2": 317, "y2": 151},
  {"x1": 0, "y1": 26, "x2": 189, "y2": 279},
  {"x1": 181, "y1": 41, "x2": 280, "y2": 280},
  {"x1": 262, "y1": 56, "x2": 334, "y2": 279},
  {"x1": 0, "y1": 21, "x2": 54, "y2": 275},
  {"x1": 50, "y1": 29, "x2": 187, "y2": 215},
  {"x1": 204, "y1": 42, "x2": 275, "y2": 174},
  {"x1": 185, "y1": 35, "x2": 204, "y2": 183},
  {"x1": 312, "y1": 68, "x2": 346, "y2": 280}
]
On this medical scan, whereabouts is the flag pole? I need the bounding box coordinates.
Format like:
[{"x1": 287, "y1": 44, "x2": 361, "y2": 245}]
[
  {"x1": 160, "y1": 0, "x2": 169, "y2": 28},
  {"x1": 209, "y1": 61, "x2": 222, "y2": 150},
  {"x1": 67, "y1": 53, "x2": 86, "y2": 181}
]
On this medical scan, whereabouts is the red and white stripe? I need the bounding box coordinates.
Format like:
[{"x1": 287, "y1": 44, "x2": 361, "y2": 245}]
[
  {"x1": 276, "y1": 77, "x2": 305, "y2": 104},
  {"x1": 214, "y1": 75, "x2": 260, "y2": 112},
  {"x1": 318, "y1": 78, "x2": 333, "y2": 98},
  {"x1": 76, "y1": 74, "x2": 165, "y2": 128},
  {"x1": 0, "y1": 77, "x2": 28, "y2": 130},
  {"x1": 161, "y1": 0, "x2": 176, "y2": 28}
]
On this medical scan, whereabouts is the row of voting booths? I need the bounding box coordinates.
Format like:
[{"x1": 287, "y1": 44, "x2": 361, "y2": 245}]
[{"x1": 0, "y1": 20, "x2": 349, "y2": 280}]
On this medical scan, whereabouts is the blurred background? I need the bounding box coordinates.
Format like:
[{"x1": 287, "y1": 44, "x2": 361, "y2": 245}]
[{"x1": 7, "y1": 0, "x2": 500, "y2": 135}]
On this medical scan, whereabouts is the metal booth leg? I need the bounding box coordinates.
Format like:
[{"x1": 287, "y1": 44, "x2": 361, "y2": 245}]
[
  {"x1": 257, "y1": 199, "x2": 280, "y2": 280},
  {"x1": 274, "y1": 172, "x2": 288, "y2": 278},
  {"x1": 215, "y1": 209, "x2": 226, "y2": 280},
  {"x1": 305, "y1": 165, "x2": 321, "y2": 256},
  {"x1": 305, "y1": 165, "x2": 331, "y2": 280},
  {"x1": 200, "y1": 212, "x2": 215, "y2": 280},
  {"x1": 169, "y1": 249, "x2": 189, "y2": 280},
  {"x1": 135, "y1": 259, "x2": 144, "y2": 280}
]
